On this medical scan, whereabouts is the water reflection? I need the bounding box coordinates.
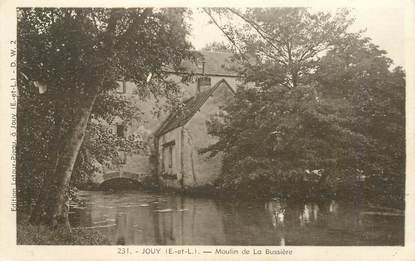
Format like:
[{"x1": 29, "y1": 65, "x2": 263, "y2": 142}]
[
  {"x1": 71, "y1": 193, "x2": 227, "y2": 245},
  {"x1": 69, "y1": 191, "x2": 404, "y2": 246},
  {"x1": 299, "y1": 203, "x2": 320, "y2": 226},
  {"x1": 329, "y1": 200, "x2": 339, "y2": 215},
  {"x1": 265, "y1": 199, "x2": 286, "y2": 245},
  {"x1": 265, "y1": 199, "x2": 286, "y2": 228}
]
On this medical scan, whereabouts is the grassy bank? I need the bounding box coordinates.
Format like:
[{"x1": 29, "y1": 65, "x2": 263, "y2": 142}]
[{"x1": 17, "y1": 213, "x2": 109, "y2": 245}]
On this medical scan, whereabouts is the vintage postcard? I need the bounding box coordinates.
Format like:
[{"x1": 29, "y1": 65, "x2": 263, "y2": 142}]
[{"x1": 0, "y1": 0, "x2": 414, "y2": 260}]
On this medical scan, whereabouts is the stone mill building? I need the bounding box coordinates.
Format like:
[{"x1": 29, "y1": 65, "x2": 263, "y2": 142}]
[{"x1": 99, "y1": 51, "x2": 241, "y2": 190}]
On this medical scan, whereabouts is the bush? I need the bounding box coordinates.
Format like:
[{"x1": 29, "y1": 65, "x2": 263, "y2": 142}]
[{"x1": 17, "y1": 214, "x2": 109, "y2": 245}]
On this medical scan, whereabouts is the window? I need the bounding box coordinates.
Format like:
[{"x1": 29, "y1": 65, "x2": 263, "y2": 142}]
[
  {"x1": 119, "y1": 151, "x2": 127, "y2": 164},
  {"x1": 162, "y1": 141, "x2": 175, "y2": 172},
  {"x1": 117, "y1": 80, "x2": 126, "y2": 94},
  {"x1": 116, "y1": 124, "x2": 126, "y2": 138},
  {"x1": 168, "y1": 146, "x2": 173, "y2": 168}
]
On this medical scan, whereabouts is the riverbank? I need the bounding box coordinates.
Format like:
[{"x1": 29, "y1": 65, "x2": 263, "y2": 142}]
[
  {"x1": 17, "y1": 213, "x2": 109, "y2": 245},
  {"x1": 76, "y1": 180, "x2": 404, "y2": 212},
  {"x1": 156, "y1": 183, "x2": 404, "y2": 211}
]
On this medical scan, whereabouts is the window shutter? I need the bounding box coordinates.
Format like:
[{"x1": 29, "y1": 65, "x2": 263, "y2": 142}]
[
  {"x1": 123, "y1": 124, "x2": 128, "y2": 138},
  {"x1": 117, "y1": 80, "x2": 127, "y2": 94},
  {"x1": 116, "y1": 124, "x2": 125, "y2": 138},
  {"x1": 122, "y1": 80, "x2": 126, "y2": 93}
]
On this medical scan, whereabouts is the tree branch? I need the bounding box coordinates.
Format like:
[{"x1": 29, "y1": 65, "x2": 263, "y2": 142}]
[
  {"x1": 201, "y1": 8, "x2": 248, "y2": 63},
  {"x1": 225, "y1": 8, "x2": 287, "y2": 59}
]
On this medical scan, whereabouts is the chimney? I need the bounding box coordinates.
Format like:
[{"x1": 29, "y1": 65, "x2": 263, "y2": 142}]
[
  {"x1": 197, "y1": 76, "x2": 211, "y2": 94},
  {"x1": 196, "y1": 60, "x2": 211, "y2": 94}
]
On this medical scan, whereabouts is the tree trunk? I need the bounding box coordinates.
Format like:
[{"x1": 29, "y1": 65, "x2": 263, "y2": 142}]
[
  {"x1": 30, "y1": 99, "x2": 64, "y2": 225},
  {"x1": 46, "y1": 89, "x2": 98, "y2": 229},
  {"x1": 29, "y1": 145, "x2": 62, "y2": 225},
  {"x1": 29, "y1": 170, "x2": 56, "y2": 225}
]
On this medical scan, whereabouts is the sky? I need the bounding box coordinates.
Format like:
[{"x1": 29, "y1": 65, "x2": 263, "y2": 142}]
[{"x1": 188, "y1": 7, "x2": 406, "y2": 68}]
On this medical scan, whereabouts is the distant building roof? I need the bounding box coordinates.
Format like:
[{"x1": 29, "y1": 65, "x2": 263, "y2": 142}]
[
  {"x1": 165, "y1": 51, "x2": 239, "y2": 77},
  {"x1": 154, "y1": 79, "x2": 234, "y2": 137}
]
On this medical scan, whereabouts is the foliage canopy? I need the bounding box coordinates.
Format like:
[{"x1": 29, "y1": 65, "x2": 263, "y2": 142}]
[{"x1": 203, "y1": 8, "x2": 405, "y2": 204}]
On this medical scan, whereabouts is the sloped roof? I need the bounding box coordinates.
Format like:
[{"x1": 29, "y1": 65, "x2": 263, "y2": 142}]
[{"x1": 154, "y1": 79, "x2": 233, "y2": 137}]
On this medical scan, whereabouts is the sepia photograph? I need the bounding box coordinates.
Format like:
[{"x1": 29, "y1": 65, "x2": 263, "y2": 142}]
[{"x1": 1, "y1": 1, "x2": 411, "y2": 255}]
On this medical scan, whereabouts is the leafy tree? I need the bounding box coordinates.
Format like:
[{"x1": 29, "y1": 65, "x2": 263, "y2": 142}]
[
  {"x1": 201, "y1": 41, "x2": 233, "y2": 52},
  {"x1": 203, "y1": 8, "x2": 405, "y2": 204},
  {"x1": 205, "y1": 84, "x2": 367, "y2": 199},
  {"x1": 203, "y1": 7, "x2": 355, "y2": 88},
  {"x1": 315, "y1": 35, "x2": 405, "y2": 205},
  {"x1": 17, "y1": 83, "x2": 142, "y2": 209},
  {"x1": 70, "y1": 91, "x2": 144, "y2": 187},
  {"x1": 17, "y1": 8, "x2": 193, "y2": 228}
]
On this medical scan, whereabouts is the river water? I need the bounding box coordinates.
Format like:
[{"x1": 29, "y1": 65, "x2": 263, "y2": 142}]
[{"x1": 69, "y1": 190, "x2": 404, "y2": 245}]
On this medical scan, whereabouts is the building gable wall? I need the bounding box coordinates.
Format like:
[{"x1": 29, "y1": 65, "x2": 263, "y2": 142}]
[
  {"x1": 156, "y1": 79, "x2": 235, "y2": 188},
  {"x1": 180, "y1": 81, "x2": 235, "y2": 187}
]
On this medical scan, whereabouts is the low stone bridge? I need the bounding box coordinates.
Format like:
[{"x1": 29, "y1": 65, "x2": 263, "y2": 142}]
[
  {"x1": 102, "y1": 171, "x2": 147, "y2": 182},
  {"x1": 96, "y1": 170, "x2": 150, "y2": 189}
]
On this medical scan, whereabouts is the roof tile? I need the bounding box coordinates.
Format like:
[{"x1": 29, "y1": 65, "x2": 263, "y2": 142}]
[{"x1": 155, "y1": 79, "x2": 231, "y2": 136}]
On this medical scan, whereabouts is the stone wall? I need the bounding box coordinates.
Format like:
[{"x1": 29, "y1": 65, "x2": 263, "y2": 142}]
[
  {"x1": 101, "y1": 74, "x2": 239, "y2": 188},
  {"x1": 181, "y1": 81, "x2": 235, "y2": 187},
  {"x1": 156, "y1": 127, "x2": 183, "y2": 189},
  {"x1": 156, "y1": 80, "x2": 235, "y2": 189},
  {"x1": 109, "y1": 76, "x2": 238, "y2": 177}
]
